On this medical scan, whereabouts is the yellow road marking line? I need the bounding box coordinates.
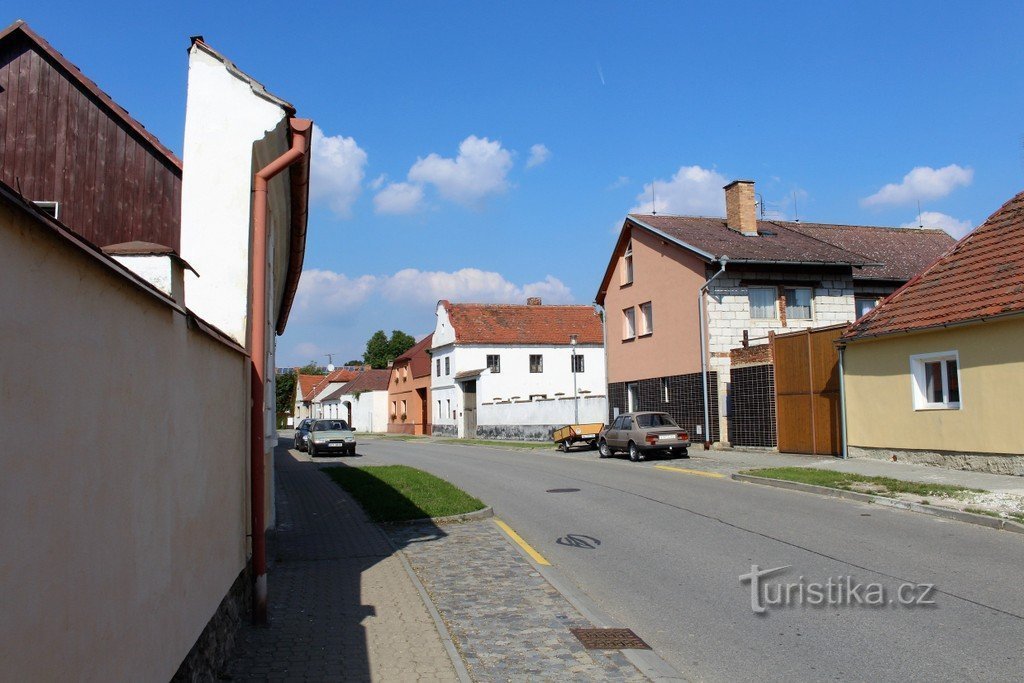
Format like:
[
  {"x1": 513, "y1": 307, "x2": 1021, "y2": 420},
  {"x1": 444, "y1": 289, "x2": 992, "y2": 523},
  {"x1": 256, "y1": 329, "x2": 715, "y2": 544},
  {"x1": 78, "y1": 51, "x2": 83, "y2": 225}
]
[
  {"x1": 494, "y1": 518, "x2": 551, "y2": 565},
  {"x1": 654, "y1": 465, "x2": 726, "y2": 479}
]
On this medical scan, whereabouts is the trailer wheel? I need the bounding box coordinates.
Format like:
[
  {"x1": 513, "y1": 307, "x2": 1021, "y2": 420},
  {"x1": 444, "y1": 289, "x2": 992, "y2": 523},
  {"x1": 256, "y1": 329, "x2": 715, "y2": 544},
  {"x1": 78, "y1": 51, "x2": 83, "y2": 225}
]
[{"x1": 562, "y1": 438, "x2": 573, "y2": 451}]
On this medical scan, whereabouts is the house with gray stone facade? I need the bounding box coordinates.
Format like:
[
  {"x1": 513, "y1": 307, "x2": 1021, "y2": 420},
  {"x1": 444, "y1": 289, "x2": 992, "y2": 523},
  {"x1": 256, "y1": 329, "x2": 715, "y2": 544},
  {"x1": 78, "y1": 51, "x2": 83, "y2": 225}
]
[{"x1": 595, "y1": 179, "x2": 954, "y2": 447}]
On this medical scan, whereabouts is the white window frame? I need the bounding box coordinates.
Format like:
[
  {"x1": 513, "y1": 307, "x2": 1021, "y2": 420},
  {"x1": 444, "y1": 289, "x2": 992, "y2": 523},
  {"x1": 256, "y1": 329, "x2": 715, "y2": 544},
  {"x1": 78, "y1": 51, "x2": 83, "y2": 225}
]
[
  {"x1": 855, "y1": 296, "x2": 879, "y2": 319},
  {"x1": 661, "y1": 377, "x2": 670, "y2": 403},
  {"x1": 571, "y1": 353, "x2": 584, "y2": 373},
  {"x1": 622, "y1": 241, "x2": 634, "y2": 285},
  {"x1": 627, "y1": 382, "x2": 639, "y2": 412},
  {"x1": 486, "y1": 354, "x2": 501, "y2": 374},
  {"x1": 910, "y1": 351, "x2": 962, "y2": 410},
  {"x1": 783, "y1": 287, "x2": 813, "y2": 321},
  {"x1": 639, "y1": 301, "x2": 654, "y2": 336},
  {"x1": 622, "y1": 307, "x2": 636, "y2": 340},
  {"x1": 748, "y1": 286, "x2": 778, "y2": 320},
  {"x1": 529, "y1": 354, "x2": 544, "y2": 373},
  {"x1": 444, "y1": 356, "x2": 450, "y2": 375}
]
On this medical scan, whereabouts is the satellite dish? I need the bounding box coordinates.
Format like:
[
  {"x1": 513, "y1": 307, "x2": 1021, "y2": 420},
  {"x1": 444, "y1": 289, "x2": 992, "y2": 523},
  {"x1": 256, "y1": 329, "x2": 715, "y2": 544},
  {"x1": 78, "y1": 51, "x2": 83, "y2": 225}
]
[{"x1": 327, "y1": 363, "x2": 335, "y2": 372}]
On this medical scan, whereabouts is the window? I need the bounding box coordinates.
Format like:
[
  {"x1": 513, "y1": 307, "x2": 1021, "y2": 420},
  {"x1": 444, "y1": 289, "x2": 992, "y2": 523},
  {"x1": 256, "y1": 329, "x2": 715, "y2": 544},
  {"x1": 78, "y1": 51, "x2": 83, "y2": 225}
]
[
  {"x1": 748, "y1": 287, "x2": 777, "y2": 319},
  {"x1": 33, "y1": 200, "x2": 59, "y2": 219},
  {"x1": 911, "y1": 352, "x2": 961, "y2": 410},
  {"x1": 436, "y1": 358, "x2": 441, "y2": 377},
  {"x1": 855, "y1": 296, "x2": 879, "y2": 319},
  {"x1": 530, "y1": 354, "x2": 544, "y2": 373},
  {"x1": 446, "y1": 399, "x2": 451, "y2": 419},
  {"x1": 436, "y1": 400, "x2": 442, "y2": 419},
  {"x1": 391, "y1": 401, "x2": 397, "y2": 416},
  {"x1": 622, "y1": 307, "x2": 636, "y2": 339},
  {"x1": 635, "y1": 413, "x2": 679, "y2": 428},
  {"x1": 622, "y1": 241, "x2": 634, "y2": 285},
  {"x1": 661, "y1": 378, "x2": 670, "y2": 403},
  {"x1": 627, "y1": 382, "x2": 638, "y2": 412},
  {"x1": 444, "y1": 357, "x2": 450, "y2": 375},
  {"x1": 400, "y1": 400, "x2": 407, "y2": 417},
  {"x1": 487, "y1": 354, "x2": 501, "y2": 373},
  {"x1": 639, "y1": 301, "x2": 654, "y2": 335},
  {"x1": 571, "y1": 354, "x2": 584, "y2": 373},
  {"x1": 784, "y1": 287, "x2": 813, "y2": 320}
]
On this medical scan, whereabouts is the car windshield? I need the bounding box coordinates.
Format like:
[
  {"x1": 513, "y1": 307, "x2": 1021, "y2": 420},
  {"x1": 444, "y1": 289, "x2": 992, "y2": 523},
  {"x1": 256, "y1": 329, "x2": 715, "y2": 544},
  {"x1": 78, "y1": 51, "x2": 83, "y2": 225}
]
[
  {"x1": 314, "y1": 420, "x2": 348, "y2": 431},
  {"x1": 635, "y1": 413, "x2": 678, "y2": 428}
]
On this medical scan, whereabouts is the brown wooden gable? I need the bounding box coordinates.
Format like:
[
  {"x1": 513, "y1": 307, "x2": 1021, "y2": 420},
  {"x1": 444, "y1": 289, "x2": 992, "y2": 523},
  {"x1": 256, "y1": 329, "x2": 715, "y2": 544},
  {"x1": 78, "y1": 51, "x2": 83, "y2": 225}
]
[{"x1": 0, "y1": 21, "x2": 182, "y2": 251}]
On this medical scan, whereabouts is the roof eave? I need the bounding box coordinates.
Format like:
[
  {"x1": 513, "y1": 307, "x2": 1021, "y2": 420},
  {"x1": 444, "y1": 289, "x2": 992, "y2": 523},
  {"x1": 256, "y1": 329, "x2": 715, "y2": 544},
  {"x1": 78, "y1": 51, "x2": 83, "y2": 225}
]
[{"x1": 843, "y1": 309, "x2": 1024, "y2": 344}]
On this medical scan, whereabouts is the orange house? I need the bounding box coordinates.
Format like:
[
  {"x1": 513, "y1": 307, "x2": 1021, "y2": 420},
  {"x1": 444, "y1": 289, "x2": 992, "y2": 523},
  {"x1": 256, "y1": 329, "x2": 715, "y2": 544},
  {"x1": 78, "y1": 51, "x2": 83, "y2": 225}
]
[{"x1": 388, "y1": 334, "x2": 434, "y2": 435}]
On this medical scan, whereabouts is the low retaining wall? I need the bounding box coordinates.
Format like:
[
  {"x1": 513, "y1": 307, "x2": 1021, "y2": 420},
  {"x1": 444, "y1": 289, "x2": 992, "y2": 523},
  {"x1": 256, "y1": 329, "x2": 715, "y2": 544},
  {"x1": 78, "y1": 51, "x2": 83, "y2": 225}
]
[
  {"x1": 849, "y1": 446, "x2": 1024, "y2": 476},
  {"x1": 172, "y1": 566, "x2": 251, "y2": 681},
  {"x1": 475, "y1": 424, "x2": 564, "y2": 442},
  {"x1": 432, "y1": 424, "x2": 458, "y2": 437}
]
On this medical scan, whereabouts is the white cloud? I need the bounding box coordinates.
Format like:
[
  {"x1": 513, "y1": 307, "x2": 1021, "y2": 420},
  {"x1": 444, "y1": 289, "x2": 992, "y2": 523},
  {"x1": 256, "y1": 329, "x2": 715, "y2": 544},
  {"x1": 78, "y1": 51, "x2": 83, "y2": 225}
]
[
  {"x1": 369, "y1": 174, "x2": 387, "y2": 190},
  {"x1": 630, "y1": 165, "x2": 728, "y2": 216},
  {"x1": 862, "y1": 164, "x2": 973, "y2": 208},
  {"x1": 901, "y1": 211, "x2": 973, "y2": 238},
  {"x1": 309, "y1": 124, "x2": 368, "y2": 219},
  {"x1": 292, "y1": 269, "x2": 378, "y2": 320},
  {"x1": 373, "y1": 182, "x2": 425, "y2": 215},
  {"x1": 607, "y1": 176, "x2": 631, "y2": 190},
  {"x1": 408, "y1": 135, "x2": 513, "y2": 206},
  {"x1": 526, "y1": 143, "x2": 551, "y2": 168}
]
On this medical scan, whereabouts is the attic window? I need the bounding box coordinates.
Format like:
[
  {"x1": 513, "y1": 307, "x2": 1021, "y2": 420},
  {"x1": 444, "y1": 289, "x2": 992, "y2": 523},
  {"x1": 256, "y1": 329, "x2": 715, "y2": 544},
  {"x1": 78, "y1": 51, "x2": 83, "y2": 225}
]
[
  {"x1": 621, "y1": 241, "x2": 634, "y2": 285},
  {"x1": 33, "y1": 201, "x2": 59, "y2": 219}
]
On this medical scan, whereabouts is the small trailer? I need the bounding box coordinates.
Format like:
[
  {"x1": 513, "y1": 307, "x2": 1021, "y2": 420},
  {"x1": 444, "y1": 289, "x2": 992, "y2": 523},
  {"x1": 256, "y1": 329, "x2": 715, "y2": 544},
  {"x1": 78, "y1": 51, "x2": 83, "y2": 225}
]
[{"x1": 552, "y1": 422, "x2": 605, "y2": 451}]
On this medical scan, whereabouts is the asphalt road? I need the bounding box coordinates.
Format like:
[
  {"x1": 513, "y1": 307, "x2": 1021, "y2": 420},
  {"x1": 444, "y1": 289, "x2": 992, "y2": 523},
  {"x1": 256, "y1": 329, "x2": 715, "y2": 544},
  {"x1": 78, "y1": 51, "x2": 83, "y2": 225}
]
[{"x1": 307, "y1": 437, "x2": 1024, "y2": 681}]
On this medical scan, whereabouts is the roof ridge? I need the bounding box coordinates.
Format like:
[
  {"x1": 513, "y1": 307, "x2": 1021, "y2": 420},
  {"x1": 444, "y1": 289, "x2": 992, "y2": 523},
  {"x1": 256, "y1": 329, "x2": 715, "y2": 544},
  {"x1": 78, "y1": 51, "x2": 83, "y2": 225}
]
[{"x1": 767, "y1": 220, "x2": 878, "y2": 264}]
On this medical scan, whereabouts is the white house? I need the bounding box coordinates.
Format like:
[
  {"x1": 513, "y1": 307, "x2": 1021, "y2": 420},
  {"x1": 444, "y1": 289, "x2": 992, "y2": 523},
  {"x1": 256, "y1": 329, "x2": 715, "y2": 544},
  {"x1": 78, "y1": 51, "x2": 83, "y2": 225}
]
[
  {"x1": 431, "y1": 298, "x2": 607, "y2": 440},
  {"x1": 320, "y1": 369, "x2": 391, "y2": 433}
]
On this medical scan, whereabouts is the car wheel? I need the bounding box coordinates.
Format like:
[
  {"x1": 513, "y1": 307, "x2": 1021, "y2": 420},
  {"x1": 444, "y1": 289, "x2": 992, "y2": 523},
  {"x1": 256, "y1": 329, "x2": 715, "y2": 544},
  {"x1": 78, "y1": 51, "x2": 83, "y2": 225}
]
[
  {"x1": 308, "y1": 442, "x2": 316, "y2": 458},
  {"x1": 628, "y1": 441, "x2": 643, "y2": 462},
  {"x1": 598, "y1": 440, "x2": 611, "y2": 458}
]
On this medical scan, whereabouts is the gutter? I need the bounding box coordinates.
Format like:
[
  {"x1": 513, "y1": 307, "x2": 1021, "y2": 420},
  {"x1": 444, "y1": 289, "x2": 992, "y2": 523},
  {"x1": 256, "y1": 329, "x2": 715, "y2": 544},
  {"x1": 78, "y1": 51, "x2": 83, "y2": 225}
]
[
  {"x1": 837, "y1": 344, "x2": 848, "y2": 459},
  {"x1": 249, "y1": 118, "x2": 312, "y2": 625},
  {"x1": 698, "y1": 256, "x2": 728, "y2": 448}
]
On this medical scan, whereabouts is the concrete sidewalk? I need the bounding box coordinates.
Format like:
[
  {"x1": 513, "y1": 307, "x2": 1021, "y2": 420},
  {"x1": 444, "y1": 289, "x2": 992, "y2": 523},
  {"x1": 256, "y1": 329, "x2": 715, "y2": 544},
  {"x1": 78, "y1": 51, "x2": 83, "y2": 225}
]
[{"x1": 225, "y1": 445, "x2": 459, "y2": 681}]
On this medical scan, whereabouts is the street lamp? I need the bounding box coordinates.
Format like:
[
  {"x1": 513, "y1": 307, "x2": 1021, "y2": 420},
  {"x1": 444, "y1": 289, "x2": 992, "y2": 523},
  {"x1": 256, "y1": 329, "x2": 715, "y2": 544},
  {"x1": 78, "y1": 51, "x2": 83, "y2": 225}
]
[{"x1": 569, "y1": 334, "x2": 579, "y2": 424}]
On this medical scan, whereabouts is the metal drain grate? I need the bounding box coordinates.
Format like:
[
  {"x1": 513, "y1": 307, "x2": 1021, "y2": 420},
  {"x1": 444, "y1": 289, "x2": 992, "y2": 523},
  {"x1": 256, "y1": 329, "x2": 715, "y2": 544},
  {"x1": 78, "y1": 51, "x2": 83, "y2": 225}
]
[
  {"x1": 570, "y1": 628, "x2": 651, "y2": 650},
  {"x1": 546, "y1": 488, "x2": 581, "y2": 493}
]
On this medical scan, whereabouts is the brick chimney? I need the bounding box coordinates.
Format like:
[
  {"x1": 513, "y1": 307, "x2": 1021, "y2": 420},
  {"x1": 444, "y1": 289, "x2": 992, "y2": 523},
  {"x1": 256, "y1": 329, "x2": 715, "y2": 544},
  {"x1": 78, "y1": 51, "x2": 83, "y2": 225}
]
[
  {"x1": 526, "y1": 297, "x2": 542, "y2": 306},
  {"x1": 724, "y1": 180, "x2": 758, "y2": 236}
]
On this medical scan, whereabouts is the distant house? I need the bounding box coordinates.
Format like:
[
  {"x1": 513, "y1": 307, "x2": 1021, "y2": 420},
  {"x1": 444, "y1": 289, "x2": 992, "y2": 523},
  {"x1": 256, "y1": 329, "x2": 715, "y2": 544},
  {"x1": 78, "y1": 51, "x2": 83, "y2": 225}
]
[
  {"x1": 388, "y1": 334, "x2": 434, "y2": 435},
  {"x1": 309, "y1": 367, "x2": 362, "y2": 416},
  {"x1": 1, "y1": 22, "x2": 310, "y2": 681},
  {"x1": 431, "y1": 298, "x2": 606, "y2": 440},
  {"x1": 595, "y1": 179, "x2": 954, "y2": 445},
  {"x1": 293, "y1": 373, "x2": 327, "y2": 421},
  {"x1": 321, "y1": 369, "x2": 391, "y2": 433},
  {"x1": 839, "y1": 190, "x2": 1023, "y2": 474}
]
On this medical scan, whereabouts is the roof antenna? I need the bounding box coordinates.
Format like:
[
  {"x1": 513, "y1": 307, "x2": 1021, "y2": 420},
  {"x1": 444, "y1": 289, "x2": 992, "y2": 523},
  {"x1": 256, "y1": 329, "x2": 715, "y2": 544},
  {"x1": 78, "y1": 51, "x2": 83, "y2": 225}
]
[
  {"x1": 792, "y1": 191, "x2": 800, "y2": 222},
  {"x1": 917, "y1": 200, "x2": 923, "y2": 228},
  {"x1": 755, "y1": 193, "x2": 765, "y2": 218},
  {"x1": 651, "y1": 181, "x2": 657, "y2": 216}
]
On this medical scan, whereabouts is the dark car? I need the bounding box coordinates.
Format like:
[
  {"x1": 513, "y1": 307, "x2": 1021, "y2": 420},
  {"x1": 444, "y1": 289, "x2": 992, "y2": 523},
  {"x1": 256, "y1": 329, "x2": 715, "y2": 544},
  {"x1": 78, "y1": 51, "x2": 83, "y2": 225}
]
[
  {"x1": 598, "y1": 412, "x2": 690, "y2": 462},
  {"x1": 293, "y1": 418, "x2": 314, "y2": 452}
]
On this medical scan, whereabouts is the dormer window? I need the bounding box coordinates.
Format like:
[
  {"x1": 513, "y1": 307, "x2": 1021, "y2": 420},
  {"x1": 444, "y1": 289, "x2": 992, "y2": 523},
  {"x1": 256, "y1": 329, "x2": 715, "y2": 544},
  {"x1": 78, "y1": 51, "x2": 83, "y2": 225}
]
[
  {"x1": 33, "y1": 201, "x2": 59, "y2": 219},
  {"x1": 621, "y1": 241, "x2": 634, "y2": 285}
]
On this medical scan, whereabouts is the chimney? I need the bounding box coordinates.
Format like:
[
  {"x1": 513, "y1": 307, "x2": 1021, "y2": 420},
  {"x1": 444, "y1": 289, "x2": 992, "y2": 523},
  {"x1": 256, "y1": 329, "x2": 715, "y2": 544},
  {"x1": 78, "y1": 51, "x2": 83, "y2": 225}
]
[
  {"x1": 526, "y1": 297, "x2": 542, "y2": 306},
  {"x1": 724, "y1": 180, "x2": 758, "y2": 237}
]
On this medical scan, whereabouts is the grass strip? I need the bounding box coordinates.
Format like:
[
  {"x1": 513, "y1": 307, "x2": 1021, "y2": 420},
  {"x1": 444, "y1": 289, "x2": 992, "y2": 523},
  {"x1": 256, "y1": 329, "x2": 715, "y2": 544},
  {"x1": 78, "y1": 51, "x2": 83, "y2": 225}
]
[
  {"x1": 740, "y1": 467, "x2": 984, "y2": 498},
  {"x1": 325, "y1": 465, "x2": 485, "y2": 522},
  {"x1": 435, "y1": 438, "x2": 553, "y2": 450}
]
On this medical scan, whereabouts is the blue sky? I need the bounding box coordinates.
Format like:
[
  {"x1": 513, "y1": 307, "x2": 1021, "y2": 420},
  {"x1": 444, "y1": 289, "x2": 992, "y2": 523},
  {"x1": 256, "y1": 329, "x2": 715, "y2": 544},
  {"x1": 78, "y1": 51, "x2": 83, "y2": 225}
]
[{"x1": 12, "y1": 2, "x2": 1024, "y2": 366}]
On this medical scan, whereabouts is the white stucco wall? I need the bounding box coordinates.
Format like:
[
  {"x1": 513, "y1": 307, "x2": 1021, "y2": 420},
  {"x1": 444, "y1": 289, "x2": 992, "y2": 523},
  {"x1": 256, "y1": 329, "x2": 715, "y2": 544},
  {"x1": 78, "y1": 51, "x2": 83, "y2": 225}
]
[
  {"x1": 478, "y1": 395, "x2": 608, "y2": 428},
  {"x1": 112, "y1": 254, "x2": 173, "y2": 296},
  {"x1": 322, "y1": 390, "x2": 389, "y2": 433}
]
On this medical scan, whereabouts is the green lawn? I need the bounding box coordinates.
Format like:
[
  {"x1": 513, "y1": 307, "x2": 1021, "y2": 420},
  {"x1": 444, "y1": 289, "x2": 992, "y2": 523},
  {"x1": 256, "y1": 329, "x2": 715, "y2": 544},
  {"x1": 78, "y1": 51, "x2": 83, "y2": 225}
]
[
  {"x1": 740, "y1": 467, "x2": 984, "y2": 498},
  {"x1": 324, "y1": 465, "x2": 485, "y2": 522},
  {"x1": 434, "y1": 438, "x2": 553, "y2": 450}
]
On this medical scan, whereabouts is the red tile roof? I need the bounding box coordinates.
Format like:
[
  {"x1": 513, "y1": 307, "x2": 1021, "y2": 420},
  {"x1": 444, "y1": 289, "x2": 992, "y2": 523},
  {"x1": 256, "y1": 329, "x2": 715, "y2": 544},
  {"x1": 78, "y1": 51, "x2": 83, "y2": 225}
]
[
  {"x1": 309, "y1": 368, "x2": 360, "y2": 399},
  {"x1": 843, "y1": 190, "x2": 1024, "y2": 341},
  {"x1": 786, "y1": 222, "x2": 954, "y2": 281},
  {"x1": 337, "y1": 369, "x2": 392, "y2": 395},
  {"x1": 443, "y1": 303, "x2": 602, "y2": 345},
  {"x1": 298, "y1": 373, "x2": 326, "y2": 401}
]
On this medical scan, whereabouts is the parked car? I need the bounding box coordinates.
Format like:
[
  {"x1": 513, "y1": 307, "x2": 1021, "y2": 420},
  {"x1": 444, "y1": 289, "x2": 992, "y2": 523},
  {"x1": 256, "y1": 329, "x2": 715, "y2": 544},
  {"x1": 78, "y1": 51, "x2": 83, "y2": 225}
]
[
  {"x1": 307, "y1": 419, "x2": 357, "y2": 457},
  {"x1": 598, "y1": 412, "x2": 689, "y2": 462},
  {"x1": 293, "y1": 418, "x2": 314, "y2": 452}
]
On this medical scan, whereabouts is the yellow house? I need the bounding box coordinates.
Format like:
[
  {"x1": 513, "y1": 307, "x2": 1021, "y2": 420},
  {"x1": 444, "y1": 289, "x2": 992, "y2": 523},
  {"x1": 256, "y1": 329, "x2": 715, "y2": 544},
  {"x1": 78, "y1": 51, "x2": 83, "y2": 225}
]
[{"x1": 839, "y1": 190, "x2": 1024, "y2": 475}]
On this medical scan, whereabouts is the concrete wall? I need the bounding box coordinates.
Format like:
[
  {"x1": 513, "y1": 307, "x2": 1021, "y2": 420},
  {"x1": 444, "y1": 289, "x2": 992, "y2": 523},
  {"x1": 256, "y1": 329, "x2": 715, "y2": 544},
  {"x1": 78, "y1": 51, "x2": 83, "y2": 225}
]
[
  {"x1": 1, "y1": 205, "x2": 250, "y2": 681},
  {"x1": 477, "y1": 395, "x2": 608, "y2": 440},
  {"x1": 603, "y1": 225, "x2": 707, "y2": 384},
  {"x1": 844, "y1": 316, "x2": 1024, "y2": 466}
]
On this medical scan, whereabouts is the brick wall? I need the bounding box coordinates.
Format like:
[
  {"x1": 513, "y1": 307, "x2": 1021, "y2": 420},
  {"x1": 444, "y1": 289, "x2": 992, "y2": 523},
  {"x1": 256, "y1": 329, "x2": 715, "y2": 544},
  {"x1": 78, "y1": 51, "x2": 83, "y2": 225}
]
[
  {"x1": 608, "y1": 371, "x2": 720, "y2": 443},
  {"x1": 730, "y1": 342, "x2": 772, "y2": 367}
]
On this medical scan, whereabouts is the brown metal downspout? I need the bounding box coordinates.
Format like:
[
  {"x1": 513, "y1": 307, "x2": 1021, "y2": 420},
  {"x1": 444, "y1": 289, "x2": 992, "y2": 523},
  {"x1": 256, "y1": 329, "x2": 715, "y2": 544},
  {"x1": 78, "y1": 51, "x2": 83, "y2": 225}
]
[{"x1": 250, "y1": 118, "x2": 312, "y2": 624}]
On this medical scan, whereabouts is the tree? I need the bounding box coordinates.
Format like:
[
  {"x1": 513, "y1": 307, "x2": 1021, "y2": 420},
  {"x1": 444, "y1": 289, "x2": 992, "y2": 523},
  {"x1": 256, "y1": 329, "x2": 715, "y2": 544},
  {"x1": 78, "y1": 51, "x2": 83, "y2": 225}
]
[
  {"x1": 275, "y1": 369, "x2": 297, "y2": 421},
  {"x1": 362, "y1": 329, "x2": 417, "y2": 369},
  {"x1": 344, "y1": 359, "x2": 362, "y2": 367},
  {"x1": 298, "y1": 361, "x2": 327, "y2": 375}
]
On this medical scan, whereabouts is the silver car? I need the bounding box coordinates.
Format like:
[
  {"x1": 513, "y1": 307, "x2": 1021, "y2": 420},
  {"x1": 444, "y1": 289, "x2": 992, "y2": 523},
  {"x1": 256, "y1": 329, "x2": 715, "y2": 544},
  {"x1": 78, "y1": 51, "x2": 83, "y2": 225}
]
[
  {"x1": 598, "y1": 412, "x2": 690, "y2": 462},
  {"x1": 307, "y1": 419, "x2": 357, "y2": 457}
]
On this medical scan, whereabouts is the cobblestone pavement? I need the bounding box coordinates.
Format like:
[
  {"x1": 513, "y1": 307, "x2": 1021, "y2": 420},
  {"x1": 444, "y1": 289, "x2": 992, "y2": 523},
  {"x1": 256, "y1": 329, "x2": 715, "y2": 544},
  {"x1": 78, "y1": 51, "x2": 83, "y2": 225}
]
[
  {"x1": 225, "y1": 447, "x2": 458, "y2": 681},
  {"x1": 388, "y1": 521, "x2": 648, "y2": 682}
]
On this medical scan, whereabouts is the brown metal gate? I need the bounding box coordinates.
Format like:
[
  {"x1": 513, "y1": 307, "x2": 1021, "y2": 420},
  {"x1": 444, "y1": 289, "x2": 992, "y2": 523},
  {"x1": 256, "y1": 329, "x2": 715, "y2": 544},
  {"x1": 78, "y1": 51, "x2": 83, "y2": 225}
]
[{"x1": 773, "y1": 325, "x2": 844, "y2": 455}]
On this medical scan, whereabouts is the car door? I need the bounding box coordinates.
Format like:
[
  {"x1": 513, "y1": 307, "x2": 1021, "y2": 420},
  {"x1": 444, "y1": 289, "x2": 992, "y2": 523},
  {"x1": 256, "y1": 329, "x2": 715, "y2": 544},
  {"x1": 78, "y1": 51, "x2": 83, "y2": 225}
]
[{"x1": 609, "y1": 416, "x2": 628, "y2": 449}]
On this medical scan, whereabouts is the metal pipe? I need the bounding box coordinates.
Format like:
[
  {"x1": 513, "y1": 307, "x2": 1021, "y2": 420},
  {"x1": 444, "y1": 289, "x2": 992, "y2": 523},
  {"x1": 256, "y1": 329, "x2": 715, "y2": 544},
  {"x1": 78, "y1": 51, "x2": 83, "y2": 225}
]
[
  {"x1": 838, "y1": 345, "x2": 849, "y2": 459},
  {"x1": 249, "y1": 118, "x2": 311, "y2": 624},
  {"x1": 698, "y1": 256, "x2": 728, "y2": 448}
]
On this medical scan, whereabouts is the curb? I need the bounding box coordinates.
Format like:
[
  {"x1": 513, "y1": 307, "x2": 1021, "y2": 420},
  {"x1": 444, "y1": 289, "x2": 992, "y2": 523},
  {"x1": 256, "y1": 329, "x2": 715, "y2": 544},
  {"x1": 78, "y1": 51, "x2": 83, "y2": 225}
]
[
  {"x1": 492, "y1": 518, "x2": 687, "y2": 682},
  {"x1": 382, "y1": 533, "x2": 473, "y2": 683},
  {"x1": 732, "y1": 474, "x2": 1024, "y2": 535},
  {"x1": 381, "y1": 506, "x2": 495, "y2": 526}
]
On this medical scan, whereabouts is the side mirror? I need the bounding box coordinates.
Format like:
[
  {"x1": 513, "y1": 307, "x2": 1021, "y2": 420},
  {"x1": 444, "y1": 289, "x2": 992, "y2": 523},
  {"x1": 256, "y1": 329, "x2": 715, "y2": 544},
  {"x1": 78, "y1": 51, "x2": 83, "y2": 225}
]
[{"x1": 351, "y1": 427, "x2": 357, "y2": 432}]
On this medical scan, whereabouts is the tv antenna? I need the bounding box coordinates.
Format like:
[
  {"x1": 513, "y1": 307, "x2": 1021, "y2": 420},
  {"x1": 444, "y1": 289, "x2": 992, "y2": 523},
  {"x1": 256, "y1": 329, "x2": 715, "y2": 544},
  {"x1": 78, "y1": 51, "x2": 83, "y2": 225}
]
[
  {"x1": 917, "y1": 200, "x2": 923, "y2": 228},
  {"x1": 324, "y1": 353, "x2": 340, "y2": 371},
  {"x1": 651, "y1": 181, "x2": 657, "y2": 215},
  {"x1": 792, "y1": 191, "x2": 800, "y2": 222},
  {"x1": 755, "y1": 193, "x2": 766, "y2": 218}
]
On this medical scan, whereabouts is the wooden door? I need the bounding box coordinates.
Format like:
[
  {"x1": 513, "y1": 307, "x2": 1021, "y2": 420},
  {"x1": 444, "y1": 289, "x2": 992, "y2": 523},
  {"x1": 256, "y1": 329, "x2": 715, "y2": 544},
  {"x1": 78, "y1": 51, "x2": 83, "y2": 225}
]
[{"x1": 774, "y1": 326, "x2": 844, "y2": 455}]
